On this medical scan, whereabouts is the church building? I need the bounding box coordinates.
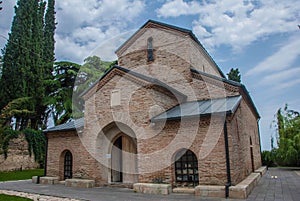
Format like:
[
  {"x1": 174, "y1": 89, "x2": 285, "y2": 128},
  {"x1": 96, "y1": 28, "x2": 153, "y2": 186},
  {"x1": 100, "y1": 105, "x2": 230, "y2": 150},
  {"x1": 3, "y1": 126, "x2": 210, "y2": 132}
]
[{"x1": 44, "y1": 20, "x2": 262, "y2": 198}]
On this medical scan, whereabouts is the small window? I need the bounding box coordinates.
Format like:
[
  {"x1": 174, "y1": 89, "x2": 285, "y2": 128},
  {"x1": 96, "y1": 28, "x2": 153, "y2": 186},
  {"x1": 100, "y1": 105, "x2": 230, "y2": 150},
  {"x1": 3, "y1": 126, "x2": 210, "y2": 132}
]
[
  {"x1": 175, "y1": 149, "x2": 199, "y2": 187},
  {"x1": 147, "y1": 37, "x2": 153, "y2": 62},
  {"x1": 64, "y1": 150, "x2": 73, "y2": 179}
]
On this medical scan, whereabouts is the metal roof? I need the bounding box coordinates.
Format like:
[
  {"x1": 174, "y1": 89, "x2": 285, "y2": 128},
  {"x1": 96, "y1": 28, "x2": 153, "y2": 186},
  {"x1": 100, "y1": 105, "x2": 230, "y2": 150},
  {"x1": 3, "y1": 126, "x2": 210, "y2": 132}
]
[
  {"x1": 191, "y1": 68, "x2": 260, "y2": 119},
  {"x1": 151, "y1": 96, "x2": 242, "y2": 122},
  {"x1": 44, "y1": 117, "x2": 84, "y2": 133}
]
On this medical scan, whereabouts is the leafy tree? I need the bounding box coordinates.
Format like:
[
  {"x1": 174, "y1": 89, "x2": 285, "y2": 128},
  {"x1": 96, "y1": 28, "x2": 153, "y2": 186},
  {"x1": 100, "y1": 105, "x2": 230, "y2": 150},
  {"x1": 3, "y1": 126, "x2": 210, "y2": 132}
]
[
  {"x1": 227, "y1": 68, "x2": 241, "y2": 83},
  {"x1": 273, "y1": 105, "x2": 300, "y2": 166},
  {"x1": 47, "y1": 61, "x2": 80, "y2": 125},
  {"x1": 73, "y1": 56, "x2": 112, "y2": 118},
  {"x1": 0, "y1": 97, "x2": 35, "y2": 130},
  {"x1": 261, "y1": 149, "x2": 277, "y2": 167}
]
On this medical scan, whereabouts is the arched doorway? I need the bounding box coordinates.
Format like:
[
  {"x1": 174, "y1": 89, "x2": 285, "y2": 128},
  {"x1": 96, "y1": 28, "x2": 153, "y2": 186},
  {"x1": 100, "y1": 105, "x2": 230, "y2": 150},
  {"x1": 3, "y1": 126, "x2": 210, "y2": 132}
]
[
  {"x1": 111, "y1": 134, "x2": 137, "y2": 183},
  {"x1": 64, "y1": 150, "x2": 73, "y2": 179},
  {"x1": 174, "y1": 149, "x2": 199, "y2": 187}
]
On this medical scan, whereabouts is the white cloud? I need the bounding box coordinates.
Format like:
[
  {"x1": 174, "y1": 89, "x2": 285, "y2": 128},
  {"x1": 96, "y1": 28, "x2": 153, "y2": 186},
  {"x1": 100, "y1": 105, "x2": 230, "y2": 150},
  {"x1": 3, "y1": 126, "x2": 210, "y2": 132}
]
[
  {"x1": 55, "y1": 0, "x2": 145, "y2": 63},
  {"x1": 156, "y1": 0, "x2": 201, "y2": 17},
  {"x1": 260, "y1": 68, "x2": 300, "y2": 85},
  {"x1": 0, "y1": 0, "x2": 17, "y2": 49},
  {"x1": 157, "y1": 0, "x2": 300, "y2": 51},
  {"x1": 246, "y1": 35, "x2": 300, "y2": 76},
  {"x1": 258, "y1": 67, "x2": 300, "y2": 86},
  {"x1": 275, "y1": 78, "x2": 300, "y2": 90}
]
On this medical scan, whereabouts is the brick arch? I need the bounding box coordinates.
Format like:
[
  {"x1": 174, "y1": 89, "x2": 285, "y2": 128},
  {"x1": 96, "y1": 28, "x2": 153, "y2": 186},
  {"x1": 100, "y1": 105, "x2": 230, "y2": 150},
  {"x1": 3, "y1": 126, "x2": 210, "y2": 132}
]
[
  {"x1": 100, "y1": 121, "x2": 137, "y2": 144},
  {"x1": 96, "y1": 121, "x2": 138, "y2": 184},
  {"x1": 172, "y1": 148, "x2": 199, "y2": 187},
  {"x1": 59, "y1": 149, "x2": 73, "y2": 180}
]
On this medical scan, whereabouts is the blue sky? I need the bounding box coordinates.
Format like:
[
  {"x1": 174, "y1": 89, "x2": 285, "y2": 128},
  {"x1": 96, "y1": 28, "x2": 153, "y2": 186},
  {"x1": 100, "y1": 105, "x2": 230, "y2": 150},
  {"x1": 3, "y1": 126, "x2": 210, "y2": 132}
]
[{"x1": 1, "y1": 0, "x2": 299, "y2": 150}]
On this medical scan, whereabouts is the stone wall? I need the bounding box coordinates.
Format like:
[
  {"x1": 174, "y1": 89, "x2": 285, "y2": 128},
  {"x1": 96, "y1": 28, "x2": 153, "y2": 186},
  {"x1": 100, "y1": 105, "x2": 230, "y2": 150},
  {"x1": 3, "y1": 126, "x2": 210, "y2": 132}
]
[{"x1": 0, "y1": 134, "x2": 39, "y2": 171}]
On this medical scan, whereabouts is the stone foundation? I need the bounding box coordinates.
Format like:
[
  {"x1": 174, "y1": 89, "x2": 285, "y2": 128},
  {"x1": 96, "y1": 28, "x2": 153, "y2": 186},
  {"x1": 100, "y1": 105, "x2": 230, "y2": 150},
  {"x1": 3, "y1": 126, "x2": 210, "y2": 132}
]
[
  {"x1": 133, "y1": 183, "x2": 172, "y2": 195},
  {"x1": 229, "y1": 173, "x2": 261, "y2": 199},
  {"x1": 195, "y1": 185, "x2": 225, "y2": 197},
  {"x1": 40, "y1": 177, "x2": 59, "y2": 185},
  {"x1": 65, "y1": 179, "x2": 95, "y2": 188},
  {"x1": 173, "y1": 187, "x2": 195, "y2": 194}
]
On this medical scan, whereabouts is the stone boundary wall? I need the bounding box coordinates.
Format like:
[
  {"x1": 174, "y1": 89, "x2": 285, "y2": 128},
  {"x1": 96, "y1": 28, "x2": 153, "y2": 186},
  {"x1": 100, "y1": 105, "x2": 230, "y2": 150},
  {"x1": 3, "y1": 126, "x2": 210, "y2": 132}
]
[{"x1": 0, "y1": 134, "x2": 39, "y2": 171}]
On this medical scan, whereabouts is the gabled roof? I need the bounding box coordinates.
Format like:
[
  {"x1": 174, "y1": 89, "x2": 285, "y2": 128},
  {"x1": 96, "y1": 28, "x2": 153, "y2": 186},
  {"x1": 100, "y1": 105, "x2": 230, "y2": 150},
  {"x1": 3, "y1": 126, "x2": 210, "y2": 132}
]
[
  {"x1": 44, "y1": 117, "x2": 84, "y2": 133},
  {"x1": 81, "y1": 65, "x2": 187, "y2": 102},
  {"x1": 151, "y1": 96, "x2": 242, "y2": 122},
  {"x1": 115, "y1": 19, "x2": 226, "y2": 78},
  {"x1": 191, "y1": 68, "x2": 260, "y2": 119}
]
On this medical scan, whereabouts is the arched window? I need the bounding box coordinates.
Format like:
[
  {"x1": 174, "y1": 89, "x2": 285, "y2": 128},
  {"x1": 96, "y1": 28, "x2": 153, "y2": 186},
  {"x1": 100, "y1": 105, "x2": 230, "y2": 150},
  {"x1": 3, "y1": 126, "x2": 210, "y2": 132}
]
[
  {"x1": 250, "y1": 137, "x2": 254, "y2": 172},
  {"x1": 147, "y1": 37, "x2": 153, "y2": 62},
  {"x1": 175, "y1": 149, "x2": 199, "y2": 187},
  {"x1": 64, "y1": 150, "x2": 73, "y2": 179}
]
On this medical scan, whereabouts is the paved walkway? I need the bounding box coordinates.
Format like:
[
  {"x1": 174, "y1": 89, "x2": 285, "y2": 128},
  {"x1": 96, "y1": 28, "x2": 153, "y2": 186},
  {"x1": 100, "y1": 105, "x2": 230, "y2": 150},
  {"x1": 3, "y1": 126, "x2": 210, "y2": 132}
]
[{"x1": 0, "y1": 168, "x2": 299, "y2": 201}]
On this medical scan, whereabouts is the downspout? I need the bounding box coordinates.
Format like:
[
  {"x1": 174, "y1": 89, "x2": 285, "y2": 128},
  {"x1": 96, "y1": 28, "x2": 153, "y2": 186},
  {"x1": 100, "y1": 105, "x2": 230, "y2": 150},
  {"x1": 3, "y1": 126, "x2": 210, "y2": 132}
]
[
  {"x1": 224, "y1": 120, "x2": 231, "y2": 198},
  {"x1": 257, "y1": 119, "x2": 262, "y2": 165},
  {"x1": 44, "y1": 133, "x2": 48, "y2": 177}
]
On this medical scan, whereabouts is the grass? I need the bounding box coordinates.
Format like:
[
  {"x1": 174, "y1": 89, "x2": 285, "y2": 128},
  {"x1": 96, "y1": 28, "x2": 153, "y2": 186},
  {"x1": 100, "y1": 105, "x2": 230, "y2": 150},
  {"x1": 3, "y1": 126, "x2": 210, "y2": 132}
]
[
  {"x1": 0, "y1": 169, "x2": 44, "y2": 182},
  {"x1": 0, "y1": 194, "x2": 32, "y2": 201}
]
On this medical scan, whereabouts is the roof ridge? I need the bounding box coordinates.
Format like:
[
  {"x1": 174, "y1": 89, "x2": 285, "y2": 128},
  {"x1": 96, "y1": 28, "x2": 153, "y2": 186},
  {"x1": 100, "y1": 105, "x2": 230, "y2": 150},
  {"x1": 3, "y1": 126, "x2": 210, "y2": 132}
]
[
  {"x1": 115, "y1": 20, "x2": 226, "y2": 78},
  {"x1": 80, "y1": 65, "x2": 187, "y2": 101}
]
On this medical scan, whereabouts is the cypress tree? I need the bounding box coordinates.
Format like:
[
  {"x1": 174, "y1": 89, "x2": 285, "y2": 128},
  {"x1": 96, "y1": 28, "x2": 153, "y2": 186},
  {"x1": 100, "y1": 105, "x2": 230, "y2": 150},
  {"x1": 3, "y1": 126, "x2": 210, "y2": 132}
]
[
  {"x1": 0, "y1": 0, "x2": 49, "y2": 129},
  {"x1": 43, "y1": 0, "x2": 55, "y2": 77},
  {"x1": 0, "y1": 0, "x2": 36, "y2": 110},
  {"x1": 30, "y1": 0, "x2": 46, "y2": 129},
  {"x1": 41, "y1": 0, "x2": 56, "y2": 127}
]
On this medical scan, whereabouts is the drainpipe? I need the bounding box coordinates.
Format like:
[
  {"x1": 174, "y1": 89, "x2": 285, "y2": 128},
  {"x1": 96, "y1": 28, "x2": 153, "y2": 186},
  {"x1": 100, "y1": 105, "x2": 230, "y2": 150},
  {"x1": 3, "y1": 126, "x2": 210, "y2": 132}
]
[
  {"x1": 223, "y1": 120, "x2": 231, "y2": 198},
  {"x1": 44, "y1": 133, "x2": 48, "y2": 177},
  {"x1": 257, "y1": 119, "x2": 262, "y2": 165}
]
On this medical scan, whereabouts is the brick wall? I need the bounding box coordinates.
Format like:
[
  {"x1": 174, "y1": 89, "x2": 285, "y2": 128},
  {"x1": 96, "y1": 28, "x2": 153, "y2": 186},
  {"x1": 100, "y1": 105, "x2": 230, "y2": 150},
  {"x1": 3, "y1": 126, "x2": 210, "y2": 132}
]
[
  {"x1": 118, "y1": 27, "x2": 222, "y2": 78},
  {"x1": 46, "y1": 131, "x2": 107, "y2": 186},
  {"x1": 46, "y1": 22, "x2": 261, "y2": 188},
  {"x1": 227, "y1": 99, "x2": 262, "y2": 185}
]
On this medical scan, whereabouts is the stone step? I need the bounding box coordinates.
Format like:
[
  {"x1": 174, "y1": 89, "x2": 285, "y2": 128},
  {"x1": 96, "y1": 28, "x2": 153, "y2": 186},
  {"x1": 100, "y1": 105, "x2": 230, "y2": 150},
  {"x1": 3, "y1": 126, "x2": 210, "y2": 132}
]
[
  {"x1": 173, "y1": 187, "x2": 195, "y2": 194},
  {"x1": 105, "y1": 182, "x2": 133, "y2": 189}
]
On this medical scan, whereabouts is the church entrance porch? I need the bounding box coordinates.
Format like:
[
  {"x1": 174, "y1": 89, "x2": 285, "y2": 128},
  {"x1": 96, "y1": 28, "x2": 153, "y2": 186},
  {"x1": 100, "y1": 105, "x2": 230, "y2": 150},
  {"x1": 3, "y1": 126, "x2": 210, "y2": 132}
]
[{"x1": 110, "y1": 133, "x2": 137, "y2": 184}]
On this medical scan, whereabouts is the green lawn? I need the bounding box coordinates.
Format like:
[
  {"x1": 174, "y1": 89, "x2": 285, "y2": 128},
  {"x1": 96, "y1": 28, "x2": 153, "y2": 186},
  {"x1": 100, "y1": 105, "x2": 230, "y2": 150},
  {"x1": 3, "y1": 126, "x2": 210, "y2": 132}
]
[
  {"x1": 0, "y1": 169, "x2": 44, "y2": 182},
  {"x1": 0, "y1": 194, "x2": 32, "y2": 201}
]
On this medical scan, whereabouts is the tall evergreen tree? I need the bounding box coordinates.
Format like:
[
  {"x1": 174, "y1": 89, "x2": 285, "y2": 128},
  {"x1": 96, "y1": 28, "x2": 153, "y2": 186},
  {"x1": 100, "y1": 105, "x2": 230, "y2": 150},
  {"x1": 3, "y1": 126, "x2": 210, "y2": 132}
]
[
  {"x1": 43, "y1": 0, "x2": 55, "y2": 81},
  {"x1": 49, "y1": 61, "x2": 80, "y2": 125},
  {"x1": 42, "y1": 0, "x2": 56, "y2": 127},
  {"x1": 30, "y1": 0, "x2": 46, "y2": 128},
  {"x1": 227, "y1": 68, "x2": 241, "y2": 83},
  {"x1": 0, "y1": 0, "x2": 37, "y2": 110},
  {"x1": 0, "y1": 0, "x2": 54, "y2": 130}
]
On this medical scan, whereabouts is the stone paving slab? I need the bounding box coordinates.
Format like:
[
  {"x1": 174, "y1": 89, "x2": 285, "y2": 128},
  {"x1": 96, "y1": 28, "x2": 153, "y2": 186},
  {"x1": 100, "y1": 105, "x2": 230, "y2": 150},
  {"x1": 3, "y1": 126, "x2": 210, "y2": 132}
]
[
  {"x1": 0, "y1": 190, "x2": 80, "y2": 201},
  {"x1": 0, "y1": 168, "x2": 299, "y2": 201}
]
